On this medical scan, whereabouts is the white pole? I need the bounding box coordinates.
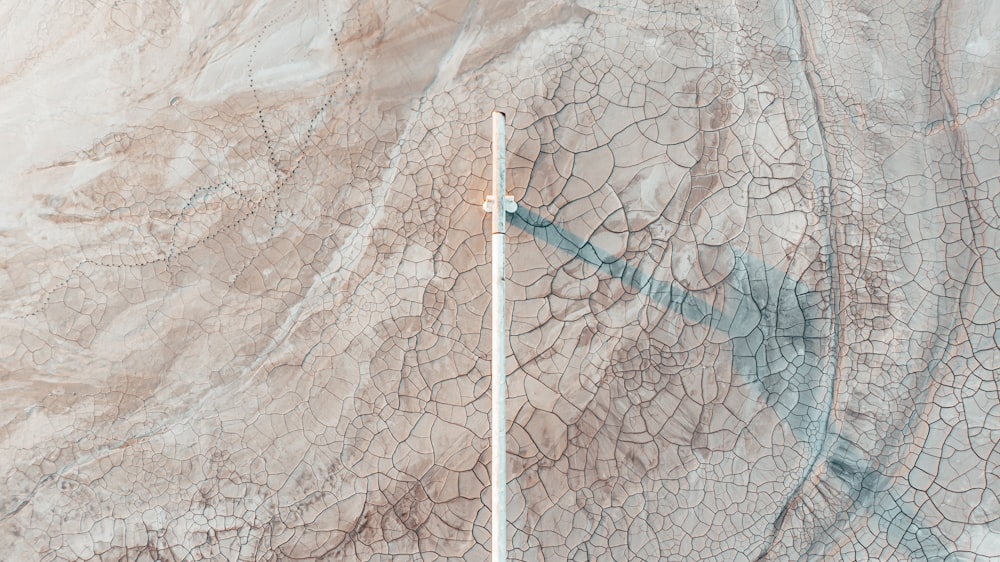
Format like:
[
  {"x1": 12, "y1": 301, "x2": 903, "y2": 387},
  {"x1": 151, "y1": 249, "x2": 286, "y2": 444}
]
[{"x1": 485, "y1": 111, "x2": 516, "y2": 562}]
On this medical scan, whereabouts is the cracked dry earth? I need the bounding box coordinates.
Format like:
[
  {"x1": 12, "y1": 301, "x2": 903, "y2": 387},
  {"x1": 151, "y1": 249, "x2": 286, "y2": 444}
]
[{"x1": 1, "y1": 0, "x2": 999, "y2": 560}]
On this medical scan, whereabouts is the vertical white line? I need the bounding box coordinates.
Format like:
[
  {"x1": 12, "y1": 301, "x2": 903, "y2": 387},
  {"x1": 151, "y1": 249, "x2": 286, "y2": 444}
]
[{"x1": 490, "y1": 110, "x2": 508, "y2": 562}]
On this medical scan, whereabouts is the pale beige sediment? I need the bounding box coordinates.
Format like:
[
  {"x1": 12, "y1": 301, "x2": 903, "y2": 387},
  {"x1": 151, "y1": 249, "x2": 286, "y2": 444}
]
[{"x1": 1, "y1": 0, "x2": 998, "y2": 560}]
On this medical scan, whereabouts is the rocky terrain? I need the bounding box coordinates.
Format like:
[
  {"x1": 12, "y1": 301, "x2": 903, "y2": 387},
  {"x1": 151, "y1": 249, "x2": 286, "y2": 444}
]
[{"x1": 1, "y1": 0, "x2": 998, "y2": 559}]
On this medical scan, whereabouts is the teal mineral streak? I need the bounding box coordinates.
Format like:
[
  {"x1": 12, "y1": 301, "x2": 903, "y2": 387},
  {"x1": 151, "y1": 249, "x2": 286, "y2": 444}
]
[
  {"x1": 509, "y1": 207, "x2": 717, "y2": 326},
  {"x1": 509, "y1": 205, "x2": 955, "y2": 560},
  {"x1": 509, "y1": 205, "x2": 831, "y2": 446}
]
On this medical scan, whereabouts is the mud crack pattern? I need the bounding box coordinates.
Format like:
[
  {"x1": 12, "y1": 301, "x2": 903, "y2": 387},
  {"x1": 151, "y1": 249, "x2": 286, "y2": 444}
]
[{"x1": 0, "y1": 0, "x2": 998, "y2": 560}]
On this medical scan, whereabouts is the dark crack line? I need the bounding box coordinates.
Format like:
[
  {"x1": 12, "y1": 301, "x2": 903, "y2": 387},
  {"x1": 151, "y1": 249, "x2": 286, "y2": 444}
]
[
  {"x1": 931, "y1": 0, "x2": 987, "y2": 260},
  {"x1": 1, "y1": 474, "x2": 55, "y2": 523},
  {"x1": 753, "y1": 0, "x2": 843, "y2": 558}
]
